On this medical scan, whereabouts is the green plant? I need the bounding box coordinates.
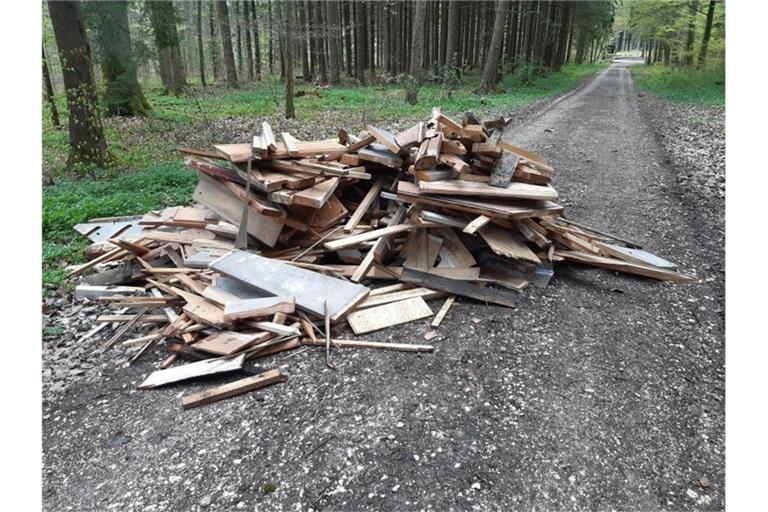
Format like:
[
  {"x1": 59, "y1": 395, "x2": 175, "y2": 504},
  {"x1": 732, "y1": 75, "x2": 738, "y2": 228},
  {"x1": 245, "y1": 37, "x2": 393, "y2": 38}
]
[
  {"x1": 631, "y1": 64, "x2": 724, "y2": 107},
  {"x1": 401, "y1": 75, "x2": 420, "y2": 105}
]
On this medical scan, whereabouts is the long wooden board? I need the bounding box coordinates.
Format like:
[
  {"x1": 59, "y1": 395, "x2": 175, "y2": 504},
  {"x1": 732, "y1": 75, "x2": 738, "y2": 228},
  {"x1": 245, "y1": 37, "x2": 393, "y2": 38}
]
[
  {"x1": 223, "y1": 296, "x2": 296, "y2": 321},
  {"x1": 193, "y1": 172, "x2": 283, "y2": 247},
  {"x1": 210, "y1": 251, "x2": 370, "y2": 321},
  {"x1": 479, "y1": 224, "x2": 542, "y2": 264},
  {"x1": 346, "y1": 297, "x2": 433, "y2": 334},
  {"x1": 192, "y1": 331, "x2": 261, "y2": 355},
  {"x1": 419, "y1": 180, "x2": 558, "y2": 201},
  {"x1": 138, "y1": 353, "x2": 246, "y2": 389},
  {"x1": 398, "y1": 268, "x2": 517, "y2": 308},
  {"x1": 181, "y1": 369, "x2": 287, "y2": 409}
]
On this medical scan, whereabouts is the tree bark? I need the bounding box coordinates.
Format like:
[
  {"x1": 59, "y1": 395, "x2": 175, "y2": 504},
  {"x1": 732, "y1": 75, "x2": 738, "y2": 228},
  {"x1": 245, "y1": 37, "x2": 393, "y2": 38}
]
[
  {"x1": 684, "y1": 0, "x2": 699, "y2": 66},
  {"x1": 42, "y1": 44, "x2": 61, "y2": 129},
  {"x1": 327, "y1": 0, "x2": 341, "y2": 84},
  {"x1": 197, "y1": 1, "x2": 207, "y2": 86},
  {"x1": 444, "y1": 0, "x2": 459, "y2": 71},
  {"x1": 147, "y1": 1, "x2": 188, "y2": 95},
  {"x1": 268, "y1": 0, "x2": 274, "y2": 75},
  {"x1": 216, "y1": 0, "x2": 238, "y2": 84},
  {"x1": 209, "y1": 2, "x2": 220, "y2": 80},
  {"x1": 243, "y1": 0, "x2": 254, "y2": 79},
  {"x1": 698, "y1": 0, "x2": 716, "y2": 66},
  {"x1": 234, "y1": 1, "x2": 243, "y2": 76},
  {"x1": 48, "y1": 0, "x2": 108, "y2": 170},
  {"x1": 251, "y1": 0, "x2": 261, "y2": 80},
  {"x1": 480, "y1": 0, "x2": 507, "y2": 93},
  {"x1": 410, "y1": 0, "x2": 427, "y2": 80},
  {"x1": 283, "y1": 0, "x2": 295, "y2": 119}
]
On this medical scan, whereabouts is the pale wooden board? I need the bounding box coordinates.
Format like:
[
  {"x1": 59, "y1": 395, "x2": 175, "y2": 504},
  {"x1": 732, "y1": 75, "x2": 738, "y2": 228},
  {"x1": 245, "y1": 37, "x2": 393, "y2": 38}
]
[
  {"x1": 138, "y1": 353, "x2": 246, "y2": 389},
  {"x1": 419, "y1": 180, "x2": 558, "y2": 201},
  {"x1": 74, "y1": 217, "x2": 144, "y2": 243},
  {"x1": 436, "y1": 228, "x2": 477, "y2": 268},
  {"x1": 210, "y1": 251, "x2": 370, "y2": 322},
  {"x1": 403, "y1": 231, "x2": 442, "y2": 270},
  {"x1": 290, "y1": 177, "x2": 339, "y2": 208},
  {"x1": 355, "y1": 287, "x2": 443, "y2": 309},
  {"x1": 555, "y1": 250, "x2": 693, "y2": 283},
  {"x1": 431, "y1": 295, "x2": 456, "y2": 327},
  {"x1": 192, "y1": 331, "x2": 260, "y2": 355},
  {"x1": 181, "y1": 369, "x2": 286, "y2": 409},
  {"x1": 193, "y1": 173, "x2": 283, "y2": 247},
  {"x1": 463, "y1": 215, "x2": 492, "y2": 235},
  {"x1": 479, "y1": 224, "x2": 542, "y2": 264},
  {"x1": 223, "y1": 296, "x2": 296, "y2": 321},
  {"x1": 324, "y1": 224, "x2": 415, "y2": 251},
  {"x1": 347, "y1": 297, "x2": 434, "y2": 334}
]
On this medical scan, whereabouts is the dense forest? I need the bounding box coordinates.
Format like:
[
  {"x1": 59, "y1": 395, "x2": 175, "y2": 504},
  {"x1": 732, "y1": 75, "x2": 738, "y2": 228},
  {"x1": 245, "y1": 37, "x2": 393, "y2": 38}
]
[{"x1": 43, "y1": 1, "x2": 724, "y2": 175}]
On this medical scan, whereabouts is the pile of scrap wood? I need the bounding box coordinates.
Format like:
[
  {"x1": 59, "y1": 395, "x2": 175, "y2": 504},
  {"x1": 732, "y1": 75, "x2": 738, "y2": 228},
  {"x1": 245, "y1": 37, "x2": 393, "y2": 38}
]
[{"x1": 67, "y1": 108, "x2": 692, "y2": 409}]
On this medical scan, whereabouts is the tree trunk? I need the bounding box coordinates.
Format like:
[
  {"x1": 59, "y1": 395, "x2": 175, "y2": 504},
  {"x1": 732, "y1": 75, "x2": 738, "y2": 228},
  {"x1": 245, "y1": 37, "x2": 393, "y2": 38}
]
[
  {"x1": 243, "y1": 0, "x2": 254, "y2": 79},
  {"x1": 251, "y1": 0, "x2": 261, "y2": 80},
  {"x1": 42, "y1": 44, "x2": 61, "y2": 129},
  {"x1": 698, "y1": 0, "x2": 716, "y2": 66},
  {"x1": 444, "y1": 0, "x2": 459, "y2": 71},
  {"x1": 147, "y1": 1, "x2": 188, "y2": 95},
  {"x1": 209, "y1": 2, "x2": 220, "y2": 81},
  {"x1": 354, "y1": 0, "x2": 366, "y2": 83},
  {"x1": 553, "y1": 2, "x2": 570, "y2": 70},
  {"x1": 268, "y1": 0, "x2": 274, "y2": 75},
  {"x1": 216, "y1": 0, "x2": 238, "y2": 84},
  {"x1": 87, "y1": 1, "x2": 149, "y2": 116},
  {"x1": 48, "y1": 0, "x2": 108, "y2": 170},
  {"x1": 327, "y1": 0, "x2": 341, "y2": 84},
  {"x1": 197, "y1": 1, "x2": 207, "y2": 86},
  {"x1": 283, "y1": 0, "x2": 295, "y2": 119},
  {"x1": 410, "y1": 0, "x2": 427, "y2": 80},
  {"x1": 684, "y1": 0, "x2": 699, "y2": 66},
  {"x1": 480, "y1": 0, "x2": 507, "y2": 93}
]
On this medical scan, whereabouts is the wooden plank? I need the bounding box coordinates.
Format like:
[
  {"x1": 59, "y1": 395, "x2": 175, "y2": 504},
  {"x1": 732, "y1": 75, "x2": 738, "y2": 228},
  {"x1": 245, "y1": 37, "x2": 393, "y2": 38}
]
[
  {"x1": 324, "y1": 224, "x2": 415, "y2": 251},
  {"x1": 415, "y1": 133, "x2": 443, "y2": 170},
  {"x1": 290, "y1": 177, "x2": 339, "y2": 208},
  {"x1": 223, "y1": 296, "x2": 296, "y2": 321},
  {"x1": 357, "y1": 147, "x2": 403, "y2": 168},
  {"x1": 351, "y1": 204, "x2": 408, "y2": 282},
  {"x1": 489, "y1": 153, "x2": 519, "y2": 188},
  {"x1": 498, "y1": 142, "x2": 554, "y2": 175},
  {"x1": 355, "y1": 287, "x2": 443, "y2": 309},
  {"x1": 346, "y1": 297, "x2": 433, "y2": 334},
  {"x1": 419, "y1": 180, "x2": 559, "y2": 201},
  {"x1": 302, "y1": 338, "x2": 434, "y2": 352},
  {"x1": 193, "y1": 172, "x2": 283, "y2": 247},
  {"x1": 138, "y1": 353, "x2": 246, "y2": 389},
  {"x1": 281, "y1": 132, "x2": 299, "y2": 156},
  {"x1": 463, "y1": 215, "x2": 492, "y2": 235},
  {"x1": 594, "y1": 241, "x2": 678, "y2": 270},
  {"x1": 479, "y1": 224, "x2": 542, "y2": 264},
  {"x1": 181, "y1": 369, "x2": 287, "y2": 409},
  {"x1": 437, "y1": 153, "x2": 470, "y2": 173},
  {"x1": 367, "y1": 125, "x2": 401, "y2": 154},
  {"x1": 75, "y1": 285, "x2": 144, "y2": 301},
  {"x1": 332, "y1": 265, "x2": 481, "y2": 280},
  {"x1": 440, "y1": 138, "x2": 468, "y2": 155},
  {"x1": 344, "y1": 178, "x2": 384, "y2": 232},
  {"x1": 399, "y1": 268, "x2": 517, "y2": 308},
  {"x1": 397, "y1": 181, "x2": 564, "y2": 220},
  {"x1": 403, "y1": 231, "x2": 442, "y2": 270},
  {"x1": 436, "y1": 228, "x2": 476, "y2": 268},
  {"x1": 555, "y1": 250, "x2": 693, "y2": 282},
  {"x1": 472, "y1": 142, "x2": 502, "y2": 157},
  {"x1": 210, "y1": 251, "x2": 370, "y2": 322},
  {"x1": 192, "y1": 331, "x2": 261, "y2": 355},
  {"x1": 394, "y1": 122, "x2": 424, "y2": 150},
  {"x1": 262, "y1": 122, "x2": 277, "y2": 151},
  {"x1": 431, "y1": 296, "x2": 456, "y2": 327}
]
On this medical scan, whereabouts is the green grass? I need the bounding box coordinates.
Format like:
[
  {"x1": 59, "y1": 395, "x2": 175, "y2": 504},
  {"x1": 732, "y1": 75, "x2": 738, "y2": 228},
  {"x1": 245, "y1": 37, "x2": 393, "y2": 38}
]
[
  {"x1": 631, "y1": 64, "x2": 725, "y2": 107},
  {"x1": 42, "y1": 64, "x2": 606, "y2": 288},
  {"x1": 42, "y1": 162, "x2": 197, "y2": 289}
]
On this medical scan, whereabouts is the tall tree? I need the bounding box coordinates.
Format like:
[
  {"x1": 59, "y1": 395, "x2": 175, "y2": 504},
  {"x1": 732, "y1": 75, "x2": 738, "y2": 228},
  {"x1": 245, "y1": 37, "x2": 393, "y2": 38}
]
[
  {"x1": 444, "y1": 0, "x2": 459, "y2": 72},
  {"x1": 197, "y1": 1, "x2": 207, "y2": 86},
  {"x1": 251, "y1": 0, "x2": 262, "y2": 80},
  {"x1": 683, "y1": 0, "x2": 700, "y2": 66},
  {"x1": 146, "y1": 1, "x2": 188, "y2": 96},
  {"x1": 480, "y1": 0, "x2": 508, "y2": 93},
  {"x1": 217, "y1": 0, "x2": 239, "y2": 84},
  {"x1": 209, "y1": 2, "x2": 221, "y2": 80},
  {"x1": 327, "y1": 0, "x2": 341, "y2": 84},
  {"x1": 283, "y1": 0, "x2": 295, "y2": 119},
  {"x1": 42, "y1": 44, "x2": 61, "y2": 129},
  {"x1": 409, "y1": 0, "x2": 427, "y2": 80},
  {"x1": 85, "y1": 1, "x2": 148, "y2": 116},
  {"x1": 48, "y1": 0, "x2": 108, "y2": 170},
  {"x1": 234, "y1": 1, "x2": 243, "y2": 75},
  {"x1": 243, "y1": 0, "x2": 254, "y2": 79},
  {"x1": 698, "y1": 0, "x2": 716, "y2": 66}
]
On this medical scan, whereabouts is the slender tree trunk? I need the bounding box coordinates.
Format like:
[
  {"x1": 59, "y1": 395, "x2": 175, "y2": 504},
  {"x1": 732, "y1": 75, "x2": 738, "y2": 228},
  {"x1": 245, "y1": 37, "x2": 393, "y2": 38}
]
[
  {"x1": 217, "y1": 0, "x2": 238, "y2": 84},
  {"x1": 255, "y1": 0, "x2": 264, "y2": 81},
  {"x1": 480, "y1": 0, "x2": 507, "y2": 93},
  {"x1": 553, "y1": 1, "x2": 570, "y2": 70},
  {"x1": 283, "y1": 0, "x2": 295, "y2": 119},
  {"x1": 354, "y1": 0, "x2": 366, "y2": 83},
  {"x1": 197, "y1": 1, "x2": 207, "y2": 86},
  {"x1": 268, "y1": 0, "x2": 274, "y2": 75},
  {"x1": 698, "y1": 0, "x2": 716, "y2": 66},
  {"x1": 48, "y1": 0, "x2": 108, "y2": 170},
  {"x1": 327, "y1": 0, "x2": 341, "y2": 84},
  {"x1": 234, "y1": 1, "x2": 243, "y2": 76},
  {"x1": 410, "y1": 0, "x2": 427, "y2": 80},
  {"x1": 243, "y1": 0, "x2": 254, "y2": 79},
  {"x1": 444, "y1": 0, "x2": 459, "y2": 72},
  {"x1": 42, "y1": 44, "x2": 61, "y2": 129},
  {"x1": 343, "y1": 1, "x2": 353, "y2": 76},
  {"x1": 209, "y1": 2, "x2": 220, "y2": 80},
  {"x1": 684, "y1": 0, "x2": 699, "y2": 66}
]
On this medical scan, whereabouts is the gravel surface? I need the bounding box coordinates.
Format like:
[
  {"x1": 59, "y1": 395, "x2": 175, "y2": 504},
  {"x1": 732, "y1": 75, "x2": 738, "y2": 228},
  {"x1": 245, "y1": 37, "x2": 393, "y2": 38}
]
[{"x1": 42, "y1": 61, "x2": 725, "y2": 511}]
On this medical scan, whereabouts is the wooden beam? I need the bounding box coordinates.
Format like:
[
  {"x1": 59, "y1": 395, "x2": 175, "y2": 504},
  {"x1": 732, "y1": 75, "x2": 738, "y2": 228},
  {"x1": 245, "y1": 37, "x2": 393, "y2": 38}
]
[{"x1": 181, "y1": 369, "x2": 287, "y2": 409}]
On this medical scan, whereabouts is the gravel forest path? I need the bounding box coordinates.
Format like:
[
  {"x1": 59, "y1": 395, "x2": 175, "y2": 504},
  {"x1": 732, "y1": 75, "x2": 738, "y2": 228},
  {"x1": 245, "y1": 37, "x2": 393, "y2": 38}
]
[{"x1": 43, "y1": 60, "x2": 725, "y2": 512}]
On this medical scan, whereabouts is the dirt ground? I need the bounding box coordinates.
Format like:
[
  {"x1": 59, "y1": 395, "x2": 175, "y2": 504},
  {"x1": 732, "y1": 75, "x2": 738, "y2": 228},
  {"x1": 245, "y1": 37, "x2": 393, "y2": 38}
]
[{"x1": 42, "y1": 59, "x2": 725, "y2": 512}]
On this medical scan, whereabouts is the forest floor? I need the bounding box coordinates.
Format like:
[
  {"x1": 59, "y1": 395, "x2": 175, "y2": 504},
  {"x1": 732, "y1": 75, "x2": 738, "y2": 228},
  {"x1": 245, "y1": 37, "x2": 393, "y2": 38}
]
[{"x1": 42, "y1": 59, "x2": 725, "y2": 511}]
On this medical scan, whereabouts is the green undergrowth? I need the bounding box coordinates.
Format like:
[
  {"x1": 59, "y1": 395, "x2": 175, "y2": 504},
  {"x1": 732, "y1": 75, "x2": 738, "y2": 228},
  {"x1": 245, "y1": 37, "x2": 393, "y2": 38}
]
[
  {"x1": 42, "y1": 162, "x2": 196, "y2": 289},
  {"x1": 631, "y1": 64, "x2": 724, "y2": 107}
]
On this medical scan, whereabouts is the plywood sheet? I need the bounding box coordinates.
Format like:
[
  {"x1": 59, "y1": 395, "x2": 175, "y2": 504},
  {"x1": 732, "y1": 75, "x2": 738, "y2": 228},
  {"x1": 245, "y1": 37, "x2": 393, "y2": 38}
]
[{"x1": 347, "y1": 297, "x2": 433, "y2": 334}]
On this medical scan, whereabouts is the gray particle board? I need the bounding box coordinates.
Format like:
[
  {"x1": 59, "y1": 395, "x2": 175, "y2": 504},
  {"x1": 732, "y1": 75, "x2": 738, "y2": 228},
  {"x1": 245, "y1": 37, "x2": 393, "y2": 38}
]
[{"x1": 210, "y1": 251, "x2": 370, "y2": 321}]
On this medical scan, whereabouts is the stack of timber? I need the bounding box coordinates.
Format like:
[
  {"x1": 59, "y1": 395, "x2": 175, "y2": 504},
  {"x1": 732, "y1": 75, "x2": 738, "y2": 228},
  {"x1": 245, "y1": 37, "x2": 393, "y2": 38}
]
[{"x1": 67, "y1": 111, "x2": 693, "y2": 409}]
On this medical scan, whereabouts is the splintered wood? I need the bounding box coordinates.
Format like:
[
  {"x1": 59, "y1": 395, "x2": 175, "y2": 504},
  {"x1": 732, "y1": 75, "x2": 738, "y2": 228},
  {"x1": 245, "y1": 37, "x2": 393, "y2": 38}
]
[{"x1": 68, "y1": 111, "x2": 693, "y2": 409}]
